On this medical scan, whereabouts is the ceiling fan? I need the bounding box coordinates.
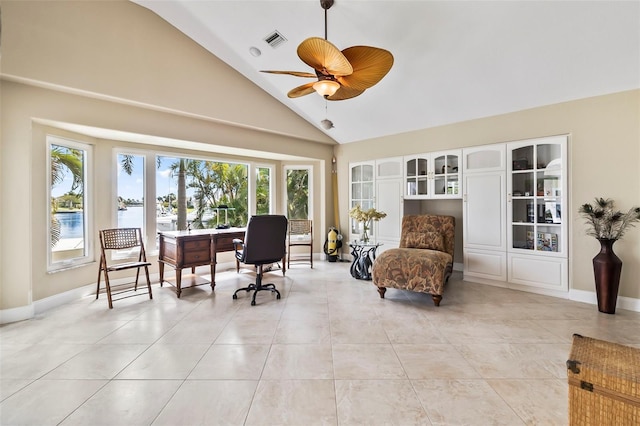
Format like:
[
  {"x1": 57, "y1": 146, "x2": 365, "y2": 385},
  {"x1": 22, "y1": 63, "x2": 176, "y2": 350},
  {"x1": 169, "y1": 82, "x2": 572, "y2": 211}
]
[{"x1": 261, "y1": 0, "x2": 394, "y2": 101}]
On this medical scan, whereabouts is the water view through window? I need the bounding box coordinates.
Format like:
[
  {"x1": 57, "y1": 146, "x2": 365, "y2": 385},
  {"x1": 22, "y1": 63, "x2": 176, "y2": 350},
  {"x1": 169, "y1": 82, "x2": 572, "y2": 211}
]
[
  {"x1": 155, "y1": 155, "x2": 249, "y2": 232},
  {"x1": 49, "y1": 138, "x2": 91, "y2": 268}
]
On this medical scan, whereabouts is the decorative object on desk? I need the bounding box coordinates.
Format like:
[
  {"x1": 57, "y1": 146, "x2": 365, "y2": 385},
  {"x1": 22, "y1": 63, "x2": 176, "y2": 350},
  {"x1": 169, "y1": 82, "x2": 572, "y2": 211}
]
[
  {"x1": 578, "y1": 197, "x2": 640, "y2": 314},
  {"x1": 349, "y1": 205, "x2": 387, "y2": 243},
  {"x1": 215, "y1": 205, "x2": 233, "y2": 229}
]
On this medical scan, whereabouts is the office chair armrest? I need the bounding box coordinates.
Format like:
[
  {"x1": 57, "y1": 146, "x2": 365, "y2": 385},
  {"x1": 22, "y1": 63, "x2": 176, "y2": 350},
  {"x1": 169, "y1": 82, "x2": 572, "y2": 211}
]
[
  {"x1": 232, "y1": 238, "x2": 244, "y2": 261},
  {"x1": 233, "y1": 238, "x2": 244, "y2": 252}
]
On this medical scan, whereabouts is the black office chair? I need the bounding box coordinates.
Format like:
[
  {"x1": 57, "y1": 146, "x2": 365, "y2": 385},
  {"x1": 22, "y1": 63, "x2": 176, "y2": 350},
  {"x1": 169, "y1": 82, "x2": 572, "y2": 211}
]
[{"x1": 233, "y1": 215, "x2": 288, "y2": 306}]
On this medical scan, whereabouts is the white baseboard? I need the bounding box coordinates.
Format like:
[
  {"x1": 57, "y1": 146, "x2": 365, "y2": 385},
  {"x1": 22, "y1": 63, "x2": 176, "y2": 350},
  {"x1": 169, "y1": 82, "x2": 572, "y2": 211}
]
[
  {"x1": 569, "y1": 289, "x2": 640, "y2": 313},
  {"x1": 0, "y1": 304, "x2": 35, "y2": 325},
  {"x1": 464, "y1": 275, "x2": 640, "y2": 313},
  {"x1": 1, "y1": 272, "x2": 160, "y2": 325},
  {"x1": 1, "y1": 263, "x2": 251, "y2": 324}
]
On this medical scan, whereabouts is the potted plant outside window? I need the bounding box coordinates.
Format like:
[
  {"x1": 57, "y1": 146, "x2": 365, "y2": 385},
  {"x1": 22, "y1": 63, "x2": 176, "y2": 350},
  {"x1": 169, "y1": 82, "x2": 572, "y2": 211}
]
[{"x1": 578, "y1": 198, "x2": 640, "y2": 314}]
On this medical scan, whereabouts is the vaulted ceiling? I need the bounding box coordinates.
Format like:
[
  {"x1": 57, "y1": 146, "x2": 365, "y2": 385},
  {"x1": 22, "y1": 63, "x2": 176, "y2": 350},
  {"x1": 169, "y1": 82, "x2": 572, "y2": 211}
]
[{"x1": 133, "y1": 1, "x2": 640, "y2": 144}]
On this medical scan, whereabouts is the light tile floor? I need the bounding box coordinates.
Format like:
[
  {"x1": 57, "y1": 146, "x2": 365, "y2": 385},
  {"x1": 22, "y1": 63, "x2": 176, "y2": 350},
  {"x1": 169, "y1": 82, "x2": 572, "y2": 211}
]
[{"x1": 2, "y1": 262, "x2": 639, "y2": 425}]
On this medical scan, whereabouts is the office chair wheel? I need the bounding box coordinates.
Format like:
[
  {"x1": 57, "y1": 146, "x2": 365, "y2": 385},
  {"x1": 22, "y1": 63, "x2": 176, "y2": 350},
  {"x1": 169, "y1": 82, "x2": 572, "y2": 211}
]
[
  {"x1": 276, "y1": 294, "x2": 281, "y2": 299},
  {"x1": 232, "y1": 294, "x2": 238, "y2": 299},
  {"x1": 251, "y1": 300, "x2": 256, "y2": 306}
]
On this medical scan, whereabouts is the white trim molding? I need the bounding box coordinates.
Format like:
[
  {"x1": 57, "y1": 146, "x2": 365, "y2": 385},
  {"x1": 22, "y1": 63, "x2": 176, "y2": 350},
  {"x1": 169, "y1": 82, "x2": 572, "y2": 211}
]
[{"x1": 569, "y1": 289, "x2": 640, "y2": 313}]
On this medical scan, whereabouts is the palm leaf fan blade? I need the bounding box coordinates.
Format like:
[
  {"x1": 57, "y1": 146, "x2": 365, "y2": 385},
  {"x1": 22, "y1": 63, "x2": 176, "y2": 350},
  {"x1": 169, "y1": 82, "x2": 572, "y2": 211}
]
[
  {"x1": 287, "y1": 82, "x2": 316, "y2": 98},
  {"x1": 260, "y1": 70, "x2": 317, "y2": 78},
  {"x1": 327, "y1": 85, "x2": 364, "y2": 101},
  {"x1": 297, "y1": 37, "x2": 353, "y2": 76},
  {"x1": 338, "y1": 46, "x2": 394, "y2": 91}
]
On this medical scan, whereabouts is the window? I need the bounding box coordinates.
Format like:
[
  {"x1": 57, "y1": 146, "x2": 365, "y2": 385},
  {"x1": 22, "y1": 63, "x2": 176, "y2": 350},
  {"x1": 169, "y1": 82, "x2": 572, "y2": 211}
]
[
  {"x1": 285, "y1": 166, "x2": 311, "y2": 219},
  {"x1": 117, "y1": 153, "x2": 145, "y2": 231},
  {"x1": 48, "y1": 136, "x2": 93, "y2": 270},
  {"x1": 156, "y1": 155, "x2": 248, "y2": 232},
  {"x1": 256, "y1": 166, "x2": 273, "y2": 215}
]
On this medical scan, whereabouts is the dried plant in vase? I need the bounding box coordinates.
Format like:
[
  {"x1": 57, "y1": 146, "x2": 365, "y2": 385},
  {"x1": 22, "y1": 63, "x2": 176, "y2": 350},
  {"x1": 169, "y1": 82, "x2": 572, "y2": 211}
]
[
  {"x1": 349, "y1": 205, "x2": 387, "y2": 243},
  {"x1": 578, "y1": 198, "x2": 640, "y2": 314}
]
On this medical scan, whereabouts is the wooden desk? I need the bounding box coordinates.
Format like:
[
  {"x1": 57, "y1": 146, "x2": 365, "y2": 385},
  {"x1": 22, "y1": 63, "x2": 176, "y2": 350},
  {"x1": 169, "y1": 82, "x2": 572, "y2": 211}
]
[{"x1": 158, "y1": 228, "x2": 245, "y2": 297}]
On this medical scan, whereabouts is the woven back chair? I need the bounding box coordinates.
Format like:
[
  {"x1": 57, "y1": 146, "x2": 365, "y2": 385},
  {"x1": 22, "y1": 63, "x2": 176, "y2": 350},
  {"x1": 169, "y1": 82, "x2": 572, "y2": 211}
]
[
  {"x1": 96, "y1": 228, "x2": 152, "y2": 309},
  {"x1": 287, "y1": 219, "x2": 313, "y2": 268}
]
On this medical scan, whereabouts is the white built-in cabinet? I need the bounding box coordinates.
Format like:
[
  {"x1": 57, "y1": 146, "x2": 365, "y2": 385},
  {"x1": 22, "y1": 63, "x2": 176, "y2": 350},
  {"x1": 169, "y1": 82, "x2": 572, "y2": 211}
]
[
  {"x1": 374, "y1": 157, "x2": 403, "y2": 253},
  {"x1": 462, "y1": 144, "x2": 507, "y2": 282},
  {"x1": 349, "y1": 135, "x2": 568, "y2": 295},
  {"x1": 349, "y1": 158, "x2": 403, "y2": 252},
  {"x1": 506, "y1": 135, "x2": 568, "y2": 292},
  {"x1": 404, "y1": 150, "x2": 462, "y2": 199},
  {"x1": 463, "y1": 136, "x2": 568, "y2": 294}
]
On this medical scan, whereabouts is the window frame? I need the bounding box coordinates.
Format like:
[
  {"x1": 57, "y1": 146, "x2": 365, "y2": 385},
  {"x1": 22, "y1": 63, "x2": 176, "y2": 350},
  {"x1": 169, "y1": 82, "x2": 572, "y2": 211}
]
[
  {"x1": 254, "y1": 163, "x2": 275, "y2": 215},
  {"x1": 113, "y1": 150, "x2": 148, "y2": 259},
  {"x1": 283, "y1": 165, "x2": 313, "y2": 220},
  {"x1": 47, "y1": 135, "x2": 94, "y2": 272}
]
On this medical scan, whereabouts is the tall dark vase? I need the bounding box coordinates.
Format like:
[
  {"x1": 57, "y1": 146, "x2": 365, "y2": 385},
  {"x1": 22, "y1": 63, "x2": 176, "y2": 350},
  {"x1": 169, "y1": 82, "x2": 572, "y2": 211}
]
[{"x1": 593, "y1": 238, "x2": 622, "y2": 314}]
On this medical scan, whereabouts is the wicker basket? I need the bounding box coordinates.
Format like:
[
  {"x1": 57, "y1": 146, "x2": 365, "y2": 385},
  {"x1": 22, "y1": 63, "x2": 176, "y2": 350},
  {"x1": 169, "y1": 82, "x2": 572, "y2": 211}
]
[{"x1": 567, "y1": 334, "x2": 640, "y2": 425}]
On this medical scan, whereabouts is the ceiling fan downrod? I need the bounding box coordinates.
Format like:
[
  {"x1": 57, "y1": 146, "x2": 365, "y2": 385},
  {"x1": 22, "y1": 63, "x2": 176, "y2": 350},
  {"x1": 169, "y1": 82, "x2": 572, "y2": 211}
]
[{"x1": 320, "y1": 0, "x2": 334, "y2": 40}]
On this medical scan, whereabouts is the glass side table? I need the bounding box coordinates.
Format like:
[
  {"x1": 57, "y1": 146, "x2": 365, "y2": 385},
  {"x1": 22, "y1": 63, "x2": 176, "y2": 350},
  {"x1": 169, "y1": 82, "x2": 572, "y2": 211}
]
[{"x1": 348, "y1": 241, "x2": 382, "y2": 280}]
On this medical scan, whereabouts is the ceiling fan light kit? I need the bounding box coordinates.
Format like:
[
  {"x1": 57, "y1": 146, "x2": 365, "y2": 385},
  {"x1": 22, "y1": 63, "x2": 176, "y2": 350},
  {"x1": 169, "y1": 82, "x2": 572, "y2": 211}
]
[
  {"x1": 313, "y1": 80, "x2": 340, "y2": 97},
  {"x1": 260, "y1": 0, "x2": 393, "y2": 102}
]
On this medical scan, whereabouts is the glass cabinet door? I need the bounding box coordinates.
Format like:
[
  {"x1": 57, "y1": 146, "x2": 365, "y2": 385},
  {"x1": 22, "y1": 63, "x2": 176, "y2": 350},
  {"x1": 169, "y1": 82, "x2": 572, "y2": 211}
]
[
  {"x1": 350, "y1": 162, "x2": 374, "y2": 234},
  {"x1": 405, "y1": 156, "x2": 429, "y2": 197},
  {"x1": 509, "y1": 140, "x2": 564, "y2": 254},
  {"x1": 432, "y1": 152, "x2": 461, "y2": 197}
]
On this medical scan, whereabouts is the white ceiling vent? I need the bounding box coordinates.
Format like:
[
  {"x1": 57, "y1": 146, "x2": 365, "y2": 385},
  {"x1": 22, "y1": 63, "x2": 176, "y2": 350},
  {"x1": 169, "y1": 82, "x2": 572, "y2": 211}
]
[{"x1": 264, "y1": 31, "x2": 287, "y2": 48}]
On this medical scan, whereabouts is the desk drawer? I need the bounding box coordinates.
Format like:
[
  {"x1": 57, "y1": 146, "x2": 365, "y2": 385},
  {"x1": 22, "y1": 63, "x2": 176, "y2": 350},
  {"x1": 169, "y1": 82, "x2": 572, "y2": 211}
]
[
  {"x1": 216, "y1": 236, "x2": 239, "y2": 252},
  {"x1": 184, "y1": 239, "x2": 210, "y2": 251},
  {"x1": 184, "y1": 249, "x2": 211, "y2": 265}
]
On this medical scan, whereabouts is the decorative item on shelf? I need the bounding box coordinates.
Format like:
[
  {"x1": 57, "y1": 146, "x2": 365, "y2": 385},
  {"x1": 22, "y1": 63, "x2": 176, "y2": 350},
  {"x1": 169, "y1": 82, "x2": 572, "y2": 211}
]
[
  {"x1": 349, "y1": 205, "x2": 387, "y2": 243},
  {"x1": 536, "y1": 232, "x2": 558, "y2": 252},
  {"x1": 513, "y1": 159, "x2": 529, "y2": 170},
  {"x1": 578, "y1": 198, "x2": 640, "y2": 314}
]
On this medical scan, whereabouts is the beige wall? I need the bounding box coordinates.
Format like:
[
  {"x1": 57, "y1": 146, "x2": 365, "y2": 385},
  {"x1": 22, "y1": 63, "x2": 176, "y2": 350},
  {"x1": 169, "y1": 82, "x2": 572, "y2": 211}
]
[
  {"x1": 1, "y1": 0, "x2": 334, "y2": 145},
  {"x1": 335, "y1": 89, "x2": 640, "y2": 299}
]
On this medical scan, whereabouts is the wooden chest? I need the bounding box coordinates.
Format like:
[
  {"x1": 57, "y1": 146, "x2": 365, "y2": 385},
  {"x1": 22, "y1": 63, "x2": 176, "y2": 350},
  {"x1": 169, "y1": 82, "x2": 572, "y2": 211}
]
[{"x1": 566, "y1": 334, "x2": 640, "y2": 425}]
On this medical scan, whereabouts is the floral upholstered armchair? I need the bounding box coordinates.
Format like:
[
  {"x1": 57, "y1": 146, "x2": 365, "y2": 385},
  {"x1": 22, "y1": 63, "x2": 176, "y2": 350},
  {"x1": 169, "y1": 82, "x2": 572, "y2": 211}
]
[{"x1": 372, "y1": 214, "x2": 455, "y2": 306}]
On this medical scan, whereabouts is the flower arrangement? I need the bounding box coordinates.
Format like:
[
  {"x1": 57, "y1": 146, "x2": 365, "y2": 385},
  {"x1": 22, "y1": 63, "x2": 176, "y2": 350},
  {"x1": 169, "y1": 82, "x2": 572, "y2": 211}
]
[
  {"x1": 349, "y1": 205, "x2": 387, "y2": 242},
  {"x1": 578, "y1": 197, "x2": 640, "y2": 241}
]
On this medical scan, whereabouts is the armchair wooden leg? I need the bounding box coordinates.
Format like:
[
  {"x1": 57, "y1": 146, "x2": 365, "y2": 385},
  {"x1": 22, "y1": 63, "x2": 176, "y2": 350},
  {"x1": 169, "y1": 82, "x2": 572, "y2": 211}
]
[
  {"x1": 377, "y1": 287, "x2": 386, "y2": 299},
  {"x1": 432, "y1": 295, "x2": 442, "y2": 306}
]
